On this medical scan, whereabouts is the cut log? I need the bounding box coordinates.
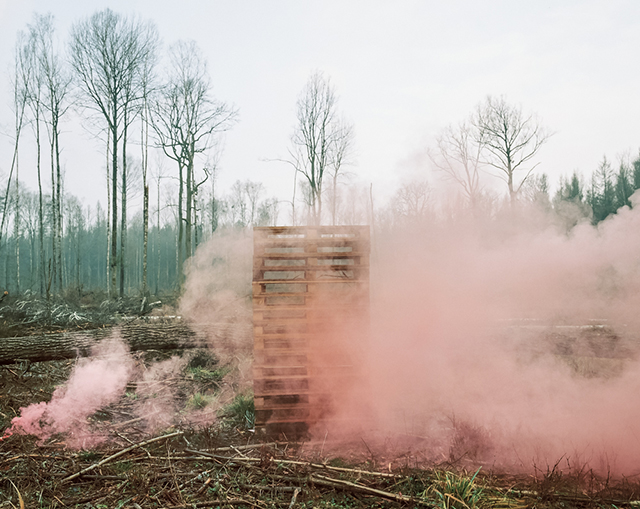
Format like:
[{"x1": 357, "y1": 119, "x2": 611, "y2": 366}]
[{"x1": 0, "y1": 324, "x2": 206, "y2": 365}]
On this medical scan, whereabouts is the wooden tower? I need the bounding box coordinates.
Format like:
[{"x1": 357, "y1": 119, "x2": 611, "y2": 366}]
[{"x1": 252, "y1": 225, "x2": 370, "y2": 435}]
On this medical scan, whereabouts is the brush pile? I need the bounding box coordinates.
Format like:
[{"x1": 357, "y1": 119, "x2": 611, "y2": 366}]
[
  {"x1": 0, "y1": 290, "x2": 175, "y2": 338},
  {"x1": 3, "y1": 430, "x2": 640, "y2": 508}
]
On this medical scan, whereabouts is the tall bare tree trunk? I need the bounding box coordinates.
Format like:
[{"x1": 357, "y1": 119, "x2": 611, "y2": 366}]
[
  {"x1": 75, "y1": 208, "x2": 81, "y2": 293},
  {"x1": 49, "y1": 118, "x2": 57, "y2": 293},
  {"x1": 141, "y1": 97, "x2": 149, "y2": 297},
  {"x1": 331, "y1": 174, "x2": 337, "y2": 226},
  {"x1": 36, "y1": 110, "x2": 45, "y2": 296},
  {"x1": 143, "y1": 183, "x2": 149, "y2": 294},
  {"x1": 106, "y1": 130, "x2": 111, "y2": 297},
  {"x1": 211, "y1": 172, "x2": 217, "y2": 234},
  {"x1": 156, "y1": 172, "x2": 161, "y2": 295},
  {"x1": 54, "y1": 112, "x2": 63, "y2": 292},
  {"x1": 177, "y1": 164, "x2": 184, "y2": 289},
  {"x1": 185, "y1": 153, "x2": 193, "y2": 260},
  {"x1": 120, "y1": 114, "x2": 128, "y2": 298},
  {"x1": 111, "y1": 111, "x2": 118, "y2": 298},
  {"x1": 14, "y1": 156, "x2": 20, "y2": 293}
]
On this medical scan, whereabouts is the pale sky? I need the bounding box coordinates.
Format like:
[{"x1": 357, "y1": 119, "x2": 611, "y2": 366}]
[{"x1": 1, "y1": 0, "x2": 640, "y2": 212}]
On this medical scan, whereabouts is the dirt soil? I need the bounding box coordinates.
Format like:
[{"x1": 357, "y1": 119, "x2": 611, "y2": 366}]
[
  {"x1": 1, "y1": 295, "x2": 640, "y2": 508},
  {"x1": 2, "y1": 358, "x2": 640, "y2": 508}
]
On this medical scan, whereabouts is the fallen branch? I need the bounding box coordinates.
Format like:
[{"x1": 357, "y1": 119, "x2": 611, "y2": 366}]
[
  {"x1": 184, "y1": 449, "x2": 260, "y2": 463},
  {"x1": 288, "y1": 487, "x2": 301, "y2": 508},
  {"x1": 62, "y1": 431, "x2": 183, "y2": 483},
  {"x1": 310, "y1": 473, "x2": 425, "y2": 505},
  {"x1": 210, "y1": 442, "x2": 281, "y2": 453},
  {"x1": 79, "y1": 474, "x2": 127, "y2": 481},
  {"x1": 184, "y1": 448, "x2": 400, "y2": 478},
  {"x1": 159, "y1": 501, "x2": 263, "y2": 509}
]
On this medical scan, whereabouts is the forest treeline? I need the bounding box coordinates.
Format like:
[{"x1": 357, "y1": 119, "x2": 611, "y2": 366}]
[{"x1": 1, "y1": 10, "x2": 639, "y2": 299}]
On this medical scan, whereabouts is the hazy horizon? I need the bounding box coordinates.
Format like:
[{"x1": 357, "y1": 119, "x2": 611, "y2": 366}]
[{"x1": 1, "y1": 1, "x2": 640, "y2": 215}]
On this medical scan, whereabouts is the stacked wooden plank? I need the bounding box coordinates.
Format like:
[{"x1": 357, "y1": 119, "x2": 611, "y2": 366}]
[{"x1": 252, "y1": 225, "x2": 370, "y2": 435}]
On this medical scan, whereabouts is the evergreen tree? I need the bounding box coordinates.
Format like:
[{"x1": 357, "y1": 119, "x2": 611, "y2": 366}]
[{"x1": 587, "y1": 157, "x2": 616, "y2": 223}]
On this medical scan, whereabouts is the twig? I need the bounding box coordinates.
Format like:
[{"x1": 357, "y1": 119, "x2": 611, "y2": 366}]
[
  {"x1": 62, "y1": 431, "x2": 183, "y2": 483},
  {"x1": 184, "y1": 449, "x2": 400, "y2": 478},
  {"x1": 9, "y1": 480, "x2": 24, "y2": 509},
  {"x1": 79, "y1": 474, "x2": 127, "y2": 481},
  {"x1": 230, "y1": 444, "x2": 249, "y2": 458},
  {"x1": 361, "y1": 437, "x2": 374, "y2": 460},
  {"x1": 167, "y1": 441, "x2": 185, "y2": 506},
  {"x1": 159, "y1": 501, "x2": 263, "y2": 509},
  {"x1": 210, "y1": 442, "x2": 281, "y2": 452},
  {"x1": 111, "y1": 413, "x2": 159, "y2": 429},
  {"x1": 0, "y1": 453, "x2": 60, "y2": 464},
  {"x1": 194, "y1": 477, "x2": 211, "y2": 495},
  {"x1": 310, "y1": 473, "x2": 425, "y2": 505},
  {"x1": 184, "y1": 449, "x2": 260, "y2": 463},
  {"x1": 288, "y1": 487, "x2": 301, "y2": 508},
  {"x1": 240, "y1": 484, "x2": 300, "y2": 492}
]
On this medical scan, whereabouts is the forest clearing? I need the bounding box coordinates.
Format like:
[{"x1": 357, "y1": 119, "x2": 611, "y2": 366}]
[
  {"x1": 3, "y1": 4, "x2": 640, "y2": 508},
  {"x1": 1, "y1": 290, "x2": 640, "y2": 509}
]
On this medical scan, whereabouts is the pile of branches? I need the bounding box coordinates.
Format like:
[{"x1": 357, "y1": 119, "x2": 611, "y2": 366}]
[
  {"x1": 0, "y1": 432, "x2": 461, "y2": 508},
  {"x1": 3, "y1": 431, "x2": 640, "y2": 509},
  {"x1": 0, "y1": 291, "x2": 171, "y2": 338}
]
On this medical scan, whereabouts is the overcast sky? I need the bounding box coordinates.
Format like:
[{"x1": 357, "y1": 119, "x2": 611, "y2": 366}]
[{"x1": 1, "y1": 0, "x2": 640, "y2": 211}]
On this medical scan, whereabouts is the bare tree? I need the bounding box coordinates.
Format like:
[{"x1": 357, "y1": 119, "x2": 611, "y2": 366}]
[
  {"x1": 192, "y1": 167, "x2": 210, "y2": 249},
  {"x1": 152, "y1": 40, "x2": 236, "y2": 287},
  {"x1": 473, "y1": 95, "x2": 550, "y2": 202},
  {"x1": 11, "y1": 171, "x2": 21, "y2": 294},
  {"x1": 69, "y1": 9, "x2": 158, "y2": 297},
  {"x1": 256, "y1": 197, "x2": 279, "y2": 226},
  {"x1": 244, "y1": 180, "x2": 265, "y2": 226},
  {"x1": 20, "y1": 21, "x2": 46, "y2": 296},
  {"x1": 430, "y1": 121, "x2": 484, "y2": 208},
  {"x1": 228, "y1": 180, "x2": 248, "y2": 227},
  {"x1": 140, "y1": 57, "x2": 154, "y2": 297},
  {"x1": 1, "y1": 31, "x2": 30, "y2": 283},
  {"x1": 391, "y1": 180, "x2": 432, "y2": 224},
  {"x1": 288, "y1": 72, "x2": 354, "y2": 225},
  {"x1": 32, "y1": 13, "x2": 71, "y2": 294},
  {"x1": 205, "y1": 159, "x2": 220, "y2": 235},
  {"x1": 328, "y1": 119, "x2": 354, "y2": 225}
]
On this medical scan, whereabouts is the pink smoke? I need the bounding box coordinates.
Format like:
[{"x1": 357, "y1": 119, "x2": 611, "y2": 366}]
[
  {"x1": 8, "y1": 334, "x2": 134, "y2": 448},
  {"x1": 308, "y1": 193, "x2": 640, "y2": 475}
]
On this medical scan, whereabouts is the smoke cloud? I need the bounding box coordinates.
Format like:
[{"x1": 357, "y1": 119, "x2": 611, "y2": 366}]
[
  {"x1": 9, "y1": 334, "x2": 134, "y2": 448},
  {"x1": 9, "y1": 191, "x2": 640, "y2": 474},
  {"x1": 180, "y1": 228, "x2": 254, "y2": 396},
  {"x1": 177, "y1": 203, "x2": 640, "y2": 475},
  {"x1": 5, "y1": 230, "x2": 255, "y2": 449},
  {"x1": 319, "y1": 192, "x2": 640, "y2": 475}
]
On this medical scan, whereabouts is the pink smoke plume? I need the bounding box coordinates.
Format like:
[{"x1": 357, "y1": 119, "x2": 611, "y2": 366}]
[
  {"x1": 8, "y1": 333, "x2": 134, "y2": 448},
  {"x1": 305, "y1": 193, "x2": 640, "y2": 476}
]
